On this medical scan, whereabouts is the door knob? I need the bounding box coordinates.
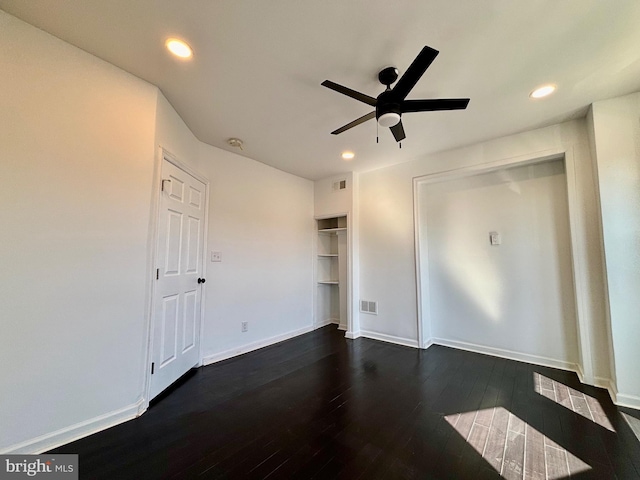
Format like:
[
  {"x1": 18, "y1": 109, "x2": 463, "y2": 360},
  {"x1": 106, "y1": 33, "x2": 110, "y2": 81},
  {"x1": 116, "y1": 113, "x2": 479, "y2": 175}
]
[{"x1": 197, "y1": 278, "x2": 206, "y2": 284}]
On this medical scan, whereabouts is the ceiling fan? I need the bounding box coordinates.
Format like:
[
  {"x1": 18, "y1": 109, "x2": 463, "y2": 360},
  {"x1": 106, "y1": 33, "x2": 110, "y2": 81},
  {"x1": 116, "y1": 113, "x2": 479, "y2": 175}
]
[{"x1": 322, "y1": 45, "x2": 470, "y2": 142}]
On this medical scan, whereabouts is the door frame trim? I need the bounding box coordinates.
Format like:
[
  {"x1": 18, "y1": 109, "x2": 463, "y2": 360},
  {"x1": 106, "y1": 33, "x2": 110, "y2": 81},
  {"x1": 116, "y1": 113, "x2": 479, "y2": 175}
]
[{"x1": 141, "y1": 147, "x2": 210, "y2": 411}]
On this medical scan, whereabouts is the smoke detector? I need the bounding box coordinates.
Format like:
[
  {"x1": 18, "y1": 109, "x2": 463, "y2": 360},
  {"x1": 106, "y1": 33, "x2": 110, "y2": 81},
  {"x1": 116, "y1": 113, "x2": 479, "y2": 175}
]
[{"x1": 227, "y1": 138, "x2": 244, "y2": 150}]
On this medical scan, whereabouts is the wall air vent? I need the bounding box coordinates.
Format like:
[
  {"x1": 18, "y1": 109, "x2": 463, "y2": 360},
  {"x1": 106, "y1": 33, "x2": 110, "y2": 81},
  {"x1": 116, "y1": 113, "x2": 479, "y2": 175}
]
[
  {"x1": 332, "y1": 179, "x2": 347, "y2": 191},
  {"x1": 360, "y1": 300, "x2": 378, "y2": 315}
]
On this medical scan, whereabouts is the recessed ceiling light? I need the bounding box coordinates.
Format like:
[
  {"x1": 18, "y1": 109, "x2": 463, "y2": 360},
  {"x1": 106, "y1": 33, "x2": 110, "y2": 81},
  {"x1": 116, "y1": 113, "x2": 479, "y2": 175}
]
[
  {"x1": 341, "y1": 151, "x2": 355, "y2": 160},
  {"x1": 530, "y1": 84, "x2": 556, "y2": 99},
  {"x1": 166, "y1": 38, "x2": 193, "y2": 59}
]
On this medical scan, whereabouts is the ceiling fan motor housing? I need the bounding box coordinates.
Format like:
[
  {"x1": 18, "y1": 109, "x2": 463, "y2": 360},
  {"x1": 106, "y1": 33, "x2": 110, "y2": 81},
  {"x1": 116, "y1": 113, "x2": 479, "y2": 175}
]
[{"x1": 375, "y1": 90, "x2": 401, "y2": 125}]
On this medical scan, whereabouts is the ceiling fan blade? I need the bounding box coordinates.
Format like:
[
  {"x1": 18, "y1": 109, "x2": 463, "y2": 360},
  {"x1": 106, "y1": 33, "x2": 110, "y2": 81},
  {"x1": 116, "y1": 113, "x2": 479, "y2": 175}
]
[
  {"x1": 331, "y1": 111, "x2": 376, "y2": 135},
  {"x1": 392, "y1": 46, "x2": 439, "y2": 100},
  {"x1": 401, "y1": 98, "x2": 470, "y2": 112},
  {"x1": 390, "y1": 120, "x2": 406, "y2": 142},
  {"x1": 322, "y1": 80, "x2": 377, "y2": 107}
]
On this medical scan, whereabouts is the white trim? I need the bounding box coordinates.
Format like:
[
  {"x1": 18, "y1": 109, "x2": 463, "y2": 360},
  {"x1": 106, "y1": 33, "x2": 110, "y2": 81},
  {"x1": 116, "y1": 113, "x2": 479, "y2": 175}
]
[
  {"x1": 615, "y1": 393, "x2": 640, "y2": 410},
  {"x1": 564, "y1": 146, "x2": 595, "y2": 384},
  {"x1": 350, "y1": 173, "x2": 361, "y2": 338},
  {"x1": 0, "y1": 400, "x2": 144, "y2": 455},
  {"x1": 360, "y1": 330, "x2": 420, "y2": 349},
  {"x1": 202, "y1": 324, "x2": 315, "y2": 365},
  {"x1": 430, "y1": 339, "x2": 620, "y2": 406},
  {"x1": 139, "y1": 146, "x2": 164, "y2": 413},
  {"x1": 413, "y1": 180, "x2": 429, "y2": 349},
  {"x1": 414, "y1": 149, "x2": 565, "y2": 185},
  {"x1": 586, "y1": 109, "x2": 618, "y2": 391},
  {"x1": 315, "y1": 318, "x2": 338, "y2": 329},
  {"x1": 432, "y1": 337, "x2": 578, "y2": 373},
  {"x1": 345, "y1": 330, "x2": 360, "y2": 339},
  {"x1": 575, "y1": 362, "x2": 585, "y2": 384},
  {"x1": 594, "y1": 376, "x2": 618, "y2": 404}
]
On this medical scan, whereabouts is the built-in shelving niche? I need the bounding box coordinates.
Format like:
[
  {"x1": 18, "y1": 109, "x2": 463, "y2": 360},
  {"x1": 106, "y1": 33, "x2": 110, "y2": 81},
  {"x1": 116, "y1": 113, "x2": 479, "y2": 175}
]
[{"x1": 316, "y1": 215, "x2": 347, "y2": 329}]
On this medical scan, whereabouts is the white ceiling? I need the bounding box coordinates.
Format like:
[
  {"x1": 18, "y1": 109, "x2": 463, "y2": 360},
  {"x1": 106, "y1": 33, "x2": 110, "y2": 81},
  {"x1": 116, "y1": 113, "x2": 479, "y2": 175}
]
[{"x1": 2, "y1": 1, "x2": 640, "y2": 180}]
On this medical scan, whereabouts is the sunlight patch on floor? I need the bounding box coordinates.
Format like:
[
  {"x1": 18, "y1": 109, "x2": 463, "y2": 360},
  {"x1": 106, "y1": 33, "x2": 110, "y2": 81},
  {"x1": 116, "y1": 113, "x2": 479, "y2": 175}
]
[
  {"x1": 533, "y1": 373, "x2": 615, "y2": 432},
  {"x1": 622, "y1": 412, "x2": 640, "y2": 443},
  {"x1": 445, "y1": 407, "x2": 591, "y2": 479}
]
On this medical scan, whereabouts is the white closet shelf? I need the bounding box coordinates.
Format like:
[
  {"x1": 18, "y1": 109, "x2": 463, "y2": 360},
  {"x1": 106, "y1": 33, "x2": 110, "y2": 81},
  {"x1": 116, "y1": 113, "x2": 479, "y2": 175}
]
[
  {"x1": 318, "y1": 227, "x2": 347, "y2": 233},
  {"x1": 318, "y1": 254, "x2": 339, "y2": 257},
  {"x1": 317, "y1": 281, "x2": 339, "y2": 285}
]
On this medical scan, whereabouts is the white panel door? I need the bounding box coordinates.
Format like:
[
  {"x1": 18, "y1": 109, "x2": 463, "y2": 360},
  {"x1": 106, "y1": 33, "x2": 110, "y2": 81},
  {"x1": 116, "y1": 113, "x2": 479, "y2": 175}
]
[{"x1": 150, "y1": 158, "x2": 206, "y2": 400}]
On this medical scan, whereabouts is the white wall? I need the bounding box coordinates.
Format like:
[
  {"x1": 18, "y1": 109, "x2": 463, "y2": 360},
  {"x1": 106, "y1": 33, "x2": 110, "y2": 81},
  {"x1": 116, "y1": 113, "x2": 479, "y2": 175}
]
[
  {"x1": 156, "y1": 88, "x2": 315, "y2": 365},
  {"x1": 198, "y1": 143, "x2": 314, "y2": 361},
  {"x1": 588, "y1": 93, "x2": 640, "y2": 407},
  {"x1": 155, "y1": 94, "x2": 201, "y2": 166},
  {"x1": 0, "y1": 10, "x2": 315, "y2": 453},
  {"x1": 423, "y1": 160, "x2": 579, "y2": 366},
  {"x1": 359, "y1": 120, "x2": 611, "y2": 384},
  {"x1": 314, "y1": 172, "x2": 353, "y2": 218},
  {"x1": 0, "y1": 11, "x2": 158, "y2": 451}
]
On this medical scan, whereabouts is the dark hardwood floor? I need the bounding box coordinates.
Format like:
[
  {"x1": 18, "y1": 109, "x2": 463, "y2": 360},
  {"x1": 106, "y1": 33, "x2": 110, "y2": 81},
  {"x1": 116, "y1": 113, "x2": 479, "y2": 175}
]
[{"x1": 49, "y1": 325, "x2": 640, "y2": 479}]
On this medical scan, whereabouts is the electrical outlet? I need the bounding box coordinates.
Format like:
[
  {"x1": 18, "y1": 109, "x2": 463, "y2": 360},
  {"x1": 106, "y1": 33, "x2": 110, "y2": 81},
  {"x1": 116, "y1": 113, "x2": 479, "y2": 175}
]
[
  {"x1": 241, "y1": 321, "x2": 248, "y2": 332},
  {"x1": 211, "y1": 251, "x2": 222, "y2": 262}
]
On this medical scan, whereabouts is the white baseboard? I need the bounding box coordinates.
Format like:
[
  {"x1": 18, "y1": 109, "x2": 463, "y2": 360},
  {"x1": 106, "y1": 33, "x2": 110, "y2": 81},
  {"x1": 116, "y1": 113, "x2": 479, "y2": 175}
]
[
  {"x1": 202, "y1": 324, "x2": 315, "y2": 366},
  {"x1": 431, "y1": 337, "x2": 578, "y2": 372},
  {"x1": 337, "y1": 323, "x2": 347, "y2": 331},
  {"x1": 345, "y1": 330, "x2": 360, "y2": 339},
  {"x1": 594, "y1": 376, "x2": 617, "y2": 403},
  {"x1": 360, "y1": 330, "x2": 419, "y2": 349},
  {"x1": 1, "y1": 399, "x2": 144, "y2": 454},
  {"x1": 578, "y1": 372, "x2": 619, "y2": 406},
  {"x1": 314, "y1": 318, "x2": 337, "y2": 329},
  {"x1": 615, "y1": 392, "x2": 640, "y2": 410},
  {"x1": 430, "y1": 338, "x2": 627, "y2": 407}
]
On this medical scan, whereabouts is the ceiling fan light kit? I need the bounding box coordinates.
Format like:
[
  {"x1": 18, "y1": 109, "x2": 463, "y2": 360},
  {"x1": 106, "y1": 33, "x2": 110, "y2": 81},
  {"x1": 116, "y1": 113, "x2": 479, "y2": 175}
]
[
  {"x1": 322, "y1": 45, "x2": 470, "y2": 143},
  {"x1": 377, "y1": 112, "x2": 401, "y2": 128}
]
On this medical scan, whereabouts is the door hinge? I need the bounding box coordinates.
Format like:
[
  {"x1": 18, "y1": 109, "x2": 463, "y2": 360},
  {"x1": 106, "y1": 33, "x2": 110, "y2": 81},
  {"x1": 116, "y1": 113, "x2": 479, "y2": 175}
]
[
  {"x1": 151, "y1": 362, "x2": 155, "y2": 375},
  {"x1": 161, "y1": 179, "x2": 171, "y2": 192},
  {"x1": 156, "y1": 268, "x2": 159, "y2": 280}
]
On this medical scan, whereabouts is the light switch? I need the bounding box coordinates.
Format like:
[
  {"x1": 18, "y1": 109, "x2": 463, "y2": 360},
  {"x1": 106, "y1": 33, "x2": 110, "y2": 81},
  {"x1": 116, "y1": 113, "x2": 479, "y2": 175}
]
[
  {"x1": 489, "y1": 232, "x2": 501, "y2": 246},
  {"x1": 211, "y1": 251, "x2": 222, "y2": 262}
]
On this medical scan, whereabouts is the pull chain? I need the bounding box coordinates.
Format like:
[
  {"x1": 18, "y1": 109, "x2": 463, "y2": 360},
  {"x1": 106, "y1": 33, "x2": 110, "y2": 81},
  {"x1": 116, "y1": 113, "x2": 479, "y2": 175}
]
[{"x1": 376, "y1": 120, "x2": 379, "y2": 144}]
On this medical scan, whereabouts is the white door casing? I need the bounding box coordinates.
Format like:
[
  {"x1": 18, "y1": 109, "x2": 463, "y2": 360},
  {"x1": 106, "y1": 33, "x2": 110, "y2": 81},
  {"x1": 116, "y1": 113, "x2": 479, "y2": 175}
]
[{"x1": 149, "y1": 157, "x2": 207, "y2": 400}]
